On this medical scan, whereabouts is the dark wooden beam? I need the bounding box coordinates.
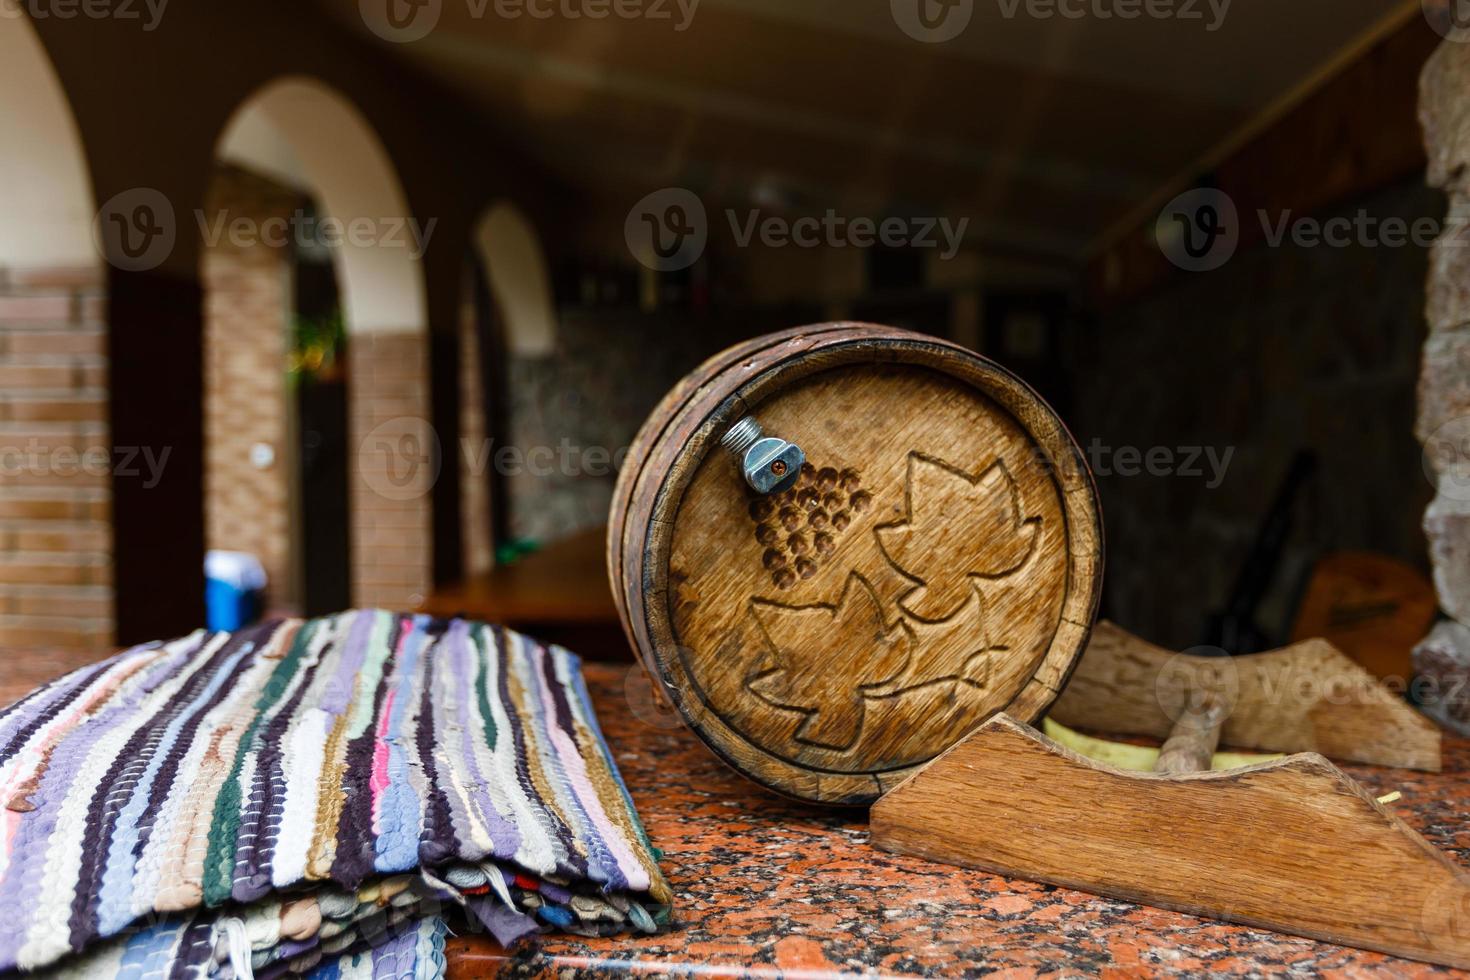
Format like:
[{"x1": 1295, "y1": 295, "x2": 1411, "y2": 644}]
[{"x1": 1086, "y1": 11, "x2": 1441, "y2": 310}]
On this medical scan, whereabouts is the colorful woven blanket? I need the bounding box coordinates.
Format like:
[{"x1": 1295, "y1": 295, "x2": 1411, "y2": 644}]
[{"x1": 0, "y1": 610, "x2": 672, "y2": 977}]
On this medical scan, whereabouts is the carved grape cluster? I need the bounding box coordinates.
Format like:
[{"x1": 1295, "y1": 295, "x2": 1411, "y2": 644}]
[{"x1": 748, "y1": 462, "x2": 871, "y2": 590}]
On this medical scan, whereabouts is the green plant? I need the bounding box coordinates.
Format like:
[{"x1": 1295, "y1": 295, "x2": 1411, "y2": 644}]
[{"x1": 288, "y1": 310, "x2": 346, "y2": 384}]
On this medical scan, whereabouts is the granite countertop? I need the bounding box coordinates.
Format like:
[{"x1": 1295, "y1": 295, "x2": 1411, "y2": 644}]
[
  {"x1": 449, "y1": 662, "x2": 1470, "y2": 978},
  {"x1": 5, "y1": 650, "x2": 1465, "y2": 977}
]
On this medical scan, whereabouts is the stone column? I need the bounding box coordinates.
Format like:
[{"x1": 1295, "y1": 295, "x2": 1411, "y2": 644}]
[{"x1": 1413, "y1": 39, "x2": 1470, "y2": 731}]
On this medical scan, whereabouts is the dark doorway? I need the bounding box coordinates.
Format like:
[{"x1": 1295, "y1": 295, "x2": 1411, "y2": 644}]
[
  {"x1": 292, "y1": 216, "x2": 352, "y2": 616},
  {"x1": 470, "y1": 253, "x2": 511, "y2": 557}
]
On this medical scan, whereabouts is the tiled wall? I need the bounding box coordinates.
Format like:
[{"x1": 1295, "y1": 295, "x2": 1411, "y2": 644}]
[
  {"x1": 348, "y1": 331, "x2": 432, "y2": 608},
  {"x1": 0, "y1": 265, "x2": 112, "y2": 650},
  {"x1": 201, "y1": 165, "x2": 300, "y2": 608}
]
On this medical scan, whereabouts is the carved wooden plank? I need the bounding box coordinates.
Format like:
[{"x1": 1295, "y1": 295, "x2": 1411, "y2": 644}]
[
  {"x1": 1050, "y1": 620, "x2": 1441, "y2": 772},
  {"x1": 872, "y1": 714, "x2": 1470, "y2": 970},
  {"x1": 609, "y1": 324, "x2": 1104, "y2": 804}
]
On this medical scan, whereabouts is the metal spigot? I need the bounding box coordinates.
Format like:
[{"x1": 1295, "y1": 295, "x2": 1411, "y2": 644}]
[{"x1": 721, "y1": 416, "x2": 804, "y2": 495}]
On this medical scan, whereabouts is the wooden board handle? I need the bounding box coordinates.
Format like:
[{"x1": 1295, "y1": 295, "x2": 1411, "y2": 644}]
[{"x1": 1154, "y1": 694, "x2": 1226, "y2": 774}]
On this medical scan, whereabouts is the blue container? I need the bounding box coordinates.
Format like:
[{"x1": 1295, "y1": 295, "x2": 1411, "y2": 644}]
[{"x1": 205, "y1": 551, "x2": 267, "y2": 631}]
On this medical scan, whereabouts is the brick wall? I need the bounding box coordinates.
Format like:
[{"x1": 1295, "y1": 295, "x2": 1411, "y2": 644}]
[
  {"x1": 201, "y1": 165, "x2": 434, "y2": 614},
  {"x1": 201, "y1": 166, "x2": 302, "y2": 609},
  {"x1": 0, "y1": 265, "x2": 112, "y2": 651},
  {"x1": 348, "y1": 331, "x2": 432, "y2": 608}
]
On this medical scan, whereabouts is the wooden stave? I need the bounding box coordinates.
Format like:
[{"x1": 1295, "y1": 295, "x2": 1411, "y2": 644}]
[
  {"x1": 613, "y1": 325, "x2": 900, "y2": 692},
  {"x1": 608, "y1": 324, "x2": 871, "y2": 679}
]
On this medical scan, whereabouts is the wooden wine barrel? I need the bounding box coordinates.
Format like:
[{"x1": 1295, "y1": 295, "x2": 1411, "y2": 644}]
[{"x1": 608, "y1": 323, "x2": 1104, "y2": 804}]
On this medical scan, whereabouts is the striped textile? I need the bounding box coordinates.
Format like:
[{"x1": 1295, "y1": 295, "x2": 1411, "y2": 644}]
[
  {"x1": 0, "y1": 610, "x2": 672, "y2": 977},
  {"x1": 46, "y1": 901, "x2": 448, "y2": 979}
]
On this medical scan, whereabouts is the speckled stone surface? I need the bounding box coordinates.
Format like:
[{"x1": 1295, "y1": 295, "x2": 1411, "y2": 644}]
[
  {"x1": 450, "y1": 664, "x2": 1470, "y2": 978},
  {"x1": 7, "y1": 651, "x2": 1468, "y2": 977}
]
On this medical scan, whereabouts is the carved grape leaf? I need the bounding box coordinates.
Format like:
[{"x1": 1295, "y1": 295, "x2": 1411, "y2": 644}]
[
  {"x1": 875, "y1": 454, "x2": 1040, "y2": 622},
  {"x1": 876, "y1": 582, "x2": 997, "y2": 695},
  {"x1": 746, "y1": 573, "x2": 912, "y2": 751}
]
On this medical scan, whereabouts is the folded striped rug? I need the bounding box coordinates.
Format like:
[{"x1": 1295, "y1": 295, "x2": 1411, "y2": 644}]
[{"x1": 0, "y1": 610, "x2": 672, "y2": 977}]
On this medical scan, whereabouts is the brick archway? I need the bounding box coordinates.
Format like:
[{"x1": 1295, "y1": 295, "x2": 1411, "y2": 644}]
[
  {"x1": 208, "y1": 77, "x2": 433, "y2": 613},
  {"x1": 0, "y1": 16, "x2": 111, "y2": 653},
  {"x1": 454, "y1": 204, "x2": 559, "y2": 577}
]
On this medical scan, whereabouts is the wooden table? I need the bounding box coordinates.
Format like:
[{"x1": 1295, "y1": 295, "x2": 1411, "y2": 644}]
[{"x1": 420, "y1": 525, "x2": 630, "y2": 659}]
